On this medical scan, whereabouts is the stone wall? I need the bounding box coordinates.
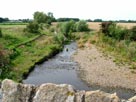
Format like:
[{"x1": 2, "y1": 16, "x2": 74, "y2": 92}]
[{"x1": 1, "y1": 79, "x2": 136, "y2": 102}]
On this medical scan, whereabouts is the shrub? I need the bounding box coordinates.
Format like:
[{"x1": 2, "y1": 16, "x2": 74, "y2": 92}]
[
  {"x1": 0, "y1": 44, "x2": 10, "y2": 78},
  {"x1": 25, "y1": 22, "x2": 40, "y2": 33},
  {"x1": 0, "y1": 28, "x2": 2, "y2": 37},
  {"x1": 101, "y1": 21, "x2": 113, "y2": 35},
  {"x1": 101, "y1": 22, "x2": 128, "y2": 40},
  {"x1": 59, "y1": 20, "x2": 90, "y2": 39},
  {"x1": 127, "y1": 42, "x2": 136, "y2": 60},
  {"x1": 108, "y1": 24, "x2": 127, "y2": 40},
  {"x1": 75, "y1": 20, "x2": 90, "y2": 32},
  {"x1": 54, "y1": 33, "x2": 65, "y2": 45},
  {"x1": 129, "y1": 26, "x2": 136, "y2": 41},
  {"x1": 60, "y1": 20, "x2": 76, "y2": 38}
]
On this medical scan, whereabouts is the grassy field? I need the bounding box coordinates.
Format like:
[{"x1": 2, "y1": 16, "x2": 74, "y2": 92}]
[{"x1": 0, "y1": 24, "x2": 63, "y2": 81}]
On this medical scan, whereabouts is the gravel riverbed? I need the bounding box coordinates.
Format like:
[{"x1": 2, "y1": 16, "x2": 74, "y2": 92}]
[{"x1": 73, "y1": 45, "x2": 136, "y2": 91}]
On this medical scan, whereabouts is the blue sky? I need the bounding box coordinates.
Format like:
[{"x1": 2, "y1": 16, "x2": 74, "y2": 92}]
[{"x1": 0, "y1": 0, "x2": 136, "y2": 20}]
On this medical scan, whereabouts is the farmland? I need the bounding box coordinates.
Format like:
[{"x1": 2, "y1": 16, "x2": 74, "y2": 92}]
[{"x1": 87, "y1": 22, "x2": 136, "y2": 31}]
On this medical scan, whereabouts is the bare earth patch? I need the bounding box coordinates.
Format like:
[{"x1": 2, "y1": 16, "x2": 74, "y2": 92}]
[{"x1": 73, "y1": 44, "x2": 136, "y2": 90}]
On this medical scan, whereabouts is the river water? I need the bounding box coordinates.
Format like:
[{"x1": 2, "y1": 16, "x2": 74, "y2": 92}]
[{"x1": 23, "y1": 42, "x2": 135, "y2": 100}]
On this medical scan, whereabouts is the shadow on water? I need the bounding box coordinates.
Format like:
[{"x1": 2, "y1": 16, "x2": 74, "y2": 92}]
[{"x1": 23, "y1": 42, "x2": 135, "y2": 100}]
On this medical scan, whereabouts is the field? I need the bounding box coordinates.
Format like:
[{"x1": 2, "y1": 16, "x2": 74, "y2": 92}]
[
  {"x1": 0, "y1": 24, "x2": 63, "y2": 81},
  {"x1": 87, "y1": 22, "x2": 136, "y2": 31}
]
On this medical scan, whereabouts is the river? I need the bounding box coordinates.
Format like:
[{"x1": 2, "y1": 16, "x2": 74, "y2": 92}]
[{"x1": 23, "y1": 42, "x2": 135, "y2": 100}]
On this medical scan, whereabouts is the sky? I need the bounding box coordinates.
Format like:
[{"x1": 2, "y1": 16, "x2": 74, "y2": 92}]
[{"x1": 0, "y1": 0, "x2": 136, "y2": 20}]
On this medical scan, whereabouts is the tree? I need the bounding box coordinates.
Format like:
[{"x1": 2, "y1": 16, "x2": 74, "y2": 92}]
[
  {"x1": 33, "y1": 11, "x2": 55, "y2": 24},
  {"x1": 0, "y1": 17, "x2": 9, "y2": 23},
  {"x1": 57, "y1": 18, "x2": 79, "y2": 22},
  {"x1": 33, "y1": 11, "x2": 48, "y2": 24},
  {"x1": 94, "y1": 19, "x2": 102, "y2": 22},
  {"x1": 47, "y1": 12, "x2": 56, "y2": 24}
]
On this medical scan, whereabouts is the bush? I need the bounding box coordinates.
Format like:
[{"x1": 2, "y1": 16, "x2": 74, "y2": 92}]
[
  {"x1": 101, "y1": 21, "x2": 113, "y2": 35},
  {"x1": 54, "y1": 33, "x2": 65, "y2": 45},
  {"x1": 59, "y1": 20, "x2": 90, "y2": 39},
  {"x1": 0, "y1": 44, "x2": 10, "y2": 78},
  {"x1": 0, "y1": 28, "x2": 2, "y2": 37},
  {"x1": 60, "y1": 20, "x2": 76, "y2": 38},
  {"x1": 129, "y1": 26, "x2": 136, "y2": 41},
  {"x1": 75, "y1": 20, "x2": 90, "y2": 32},
  {"x1": 127, "y1": 42, "x2": 136, "y2": 59},
  {"x1": 101, "y1": 22, "x2": 128, "y2": 40},
  {"x1": 25, "y1": 22, "x2": 40, "y2": 33},
  {"x1": 108, "y1": 23, "x2": 127, "y2": 40}
]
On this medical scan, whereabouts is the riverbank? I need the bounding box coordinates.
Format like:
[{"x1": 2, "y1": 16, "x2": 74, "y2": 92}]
[
  {"x1": 0, "y1": 24, "x2": 66, "y2": 82},
  {"x1": 73, "y1": 44, "x2": 136, "y2": 91},
  {"x1": 11, "y1": 35, "x2": 63, "y2": 82}
]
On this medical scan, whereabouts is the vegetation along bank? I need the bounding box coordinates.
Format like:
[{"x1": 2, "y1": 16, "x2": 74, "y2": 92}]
[{"x1": 0, "y1": 11, "x2": 90, "y2": 82}]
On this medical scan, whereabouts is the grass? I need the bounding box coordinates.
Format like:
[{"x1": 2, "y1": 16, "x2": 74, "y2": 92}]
[
  {"x1": 10, "y1": 36, "x2": 62, "y2": 81},
  {"x1": 74, "y1": 31, "x2": 97, "y2": 48},
  {"x1": 0, "y1": 24, "x2": 38, "y2": 48},
  {"x1": 74, "y1": 28, "x2": 136, "y2": 72},
  {"x1": 1, "y1": 22, "x2": 136, "y2": 81},
  {"x1": 0, "y1": 24, "x2": 63, "y2": 81}
]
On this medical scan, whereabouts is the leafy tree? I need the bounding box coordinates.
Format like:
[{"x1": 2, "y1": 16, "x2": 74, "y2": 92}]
[
  {"x1": 47, "y1": 12, "x2": 56, "y2": 24},
  {"x1": 33, "y1": 11, "x2": 55, "y2": 24},
  {"x1": 33, "y1": 11, "x2": 48, "y2": 24},
  {"x1": 0, "y1": 17, "x2": 9, "y2": 23}
]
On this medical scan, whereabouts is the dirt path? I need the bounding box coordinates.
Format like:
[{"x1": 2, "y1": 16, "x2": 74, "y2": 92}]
[{"x1": 73, "y1": 44, "x2": 136, "y2": 90}]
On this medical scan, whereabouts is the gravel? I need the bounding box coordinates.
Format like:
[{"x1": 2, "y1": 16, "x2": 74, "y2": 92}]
[{"x1": 73, "y1": 45, "x2": 136, "y2": 90}]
